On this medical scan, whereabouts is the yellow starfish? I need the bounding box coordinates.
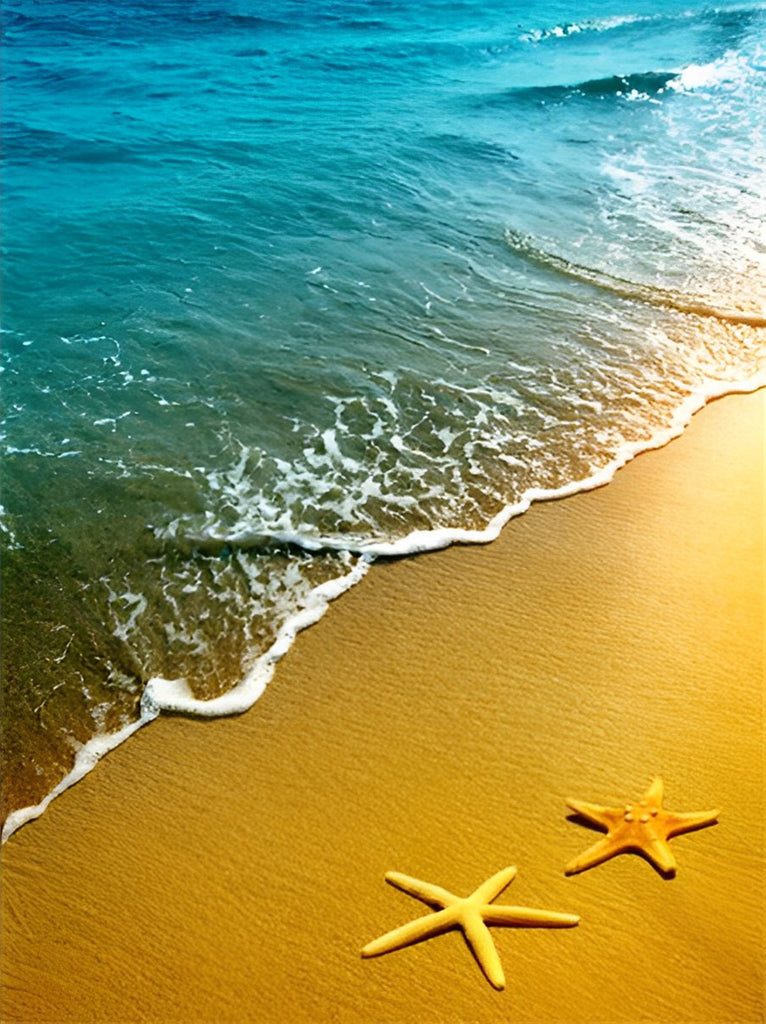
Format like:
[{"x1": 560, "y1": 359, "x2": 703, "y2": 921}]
[
  {"x1": 565, "y1": 776, "x2": 719, "y2": 877},
  {"x1": 362, "y1": 866, "x2": 579, "y2": 990}
]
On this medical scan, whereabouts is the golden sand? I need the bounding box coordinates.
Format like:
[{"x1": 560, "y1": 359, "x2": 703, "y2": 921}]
[{"x1": 1, "y1": 389, "x2": 763, "y2": 1024}]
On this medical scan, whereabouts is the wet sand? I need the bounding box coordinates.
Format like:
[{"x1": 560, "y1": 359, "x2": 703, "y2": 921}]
[{"x1": 1, "y1": 389, "x2": 763, "y2": 1024}]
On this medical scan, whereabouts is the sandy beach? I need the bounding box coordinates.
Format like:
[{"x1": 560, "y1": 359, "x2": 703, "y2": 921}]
[{"x1": 1, "y1": 388, "x2": 763, "y2": 1024}]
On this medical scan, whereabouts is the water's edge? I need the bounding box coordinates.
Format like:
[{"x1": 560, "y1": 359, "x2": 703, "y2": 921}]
[{"x1": 3, "y1": 373, "x2": 764, "y2": 844}]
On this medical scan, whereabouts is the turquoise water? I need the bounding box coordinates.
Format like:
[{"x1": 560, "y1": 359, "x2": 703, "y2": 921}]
[{"x1": 2, "y1": 0, "x2": 765, "y2": 833}]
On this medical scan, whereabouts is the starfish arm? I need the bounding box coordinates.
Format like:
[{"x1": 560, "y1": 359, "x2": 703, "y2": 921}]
[
  {"x1": 565, "y1": 798, "x2": 614, "y2": 830},
  {"x1": 664, "y1": 808, "x2": 719, "y2": 837},
  {"x1": 482, "y1": 905, "x2": 580, "y2": 928},
  {"x1": 472, "y1": 866, "x2": 517, "y2": 905},
  {"x1": 565, "y1": 834, "x2": 624, "y2": 875},
  {"x1": 642, "y1": 835, "x2": 677, "y2": 875},
  {"x1": 462, "y1": 911, "x2": 505, "y2": 990},
  {"x1": 384, "y1": 872, "x2": 457, "y2": 908},
  {"x1": 361, "y1": 906, "x2": 455, "y2": 958},
  {"x1": 644, "y1": 777, "x2": 664, "y2": 806}
]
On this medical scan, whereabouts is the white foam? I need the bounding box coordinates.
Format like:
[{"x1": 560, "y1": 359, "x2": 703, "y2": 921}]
[
  {"x1": 521, "y1": 13, "x2": 658, "y2": 43},
  {"x1": 4, "y1": 376, "x2": 765, "y2": 843},
  {"x1": 0, "y1": 504, "x2": 22, "y2": 550},
  {"x1": 178, "y1": 373, "x2": 766, "y2": 561},
  {"x1": 1, "y1": 554, "x2": 369, "y2": 843},
  {"x1": 668, "y1": 52, "x2": 756, "y2": 94},
  {"x1": 140, "y1": 555, "x2": 369, "y2": 717},
  {"x1": 1, "y1": 715, "x2": 152, "y2": 843}
]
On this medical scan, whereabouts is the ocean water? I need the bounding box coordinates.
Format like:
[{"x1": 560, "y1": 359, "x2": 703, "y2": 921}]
[{"x1": 1, "y1": 0, "x2": 764, "y2": 837}]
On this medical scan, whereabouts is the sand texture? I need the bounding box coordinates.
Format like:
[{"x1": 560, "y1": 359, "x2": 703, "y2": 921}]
[{"x1": 1, "y1": 390, "x2": 764, "y2": 1024}]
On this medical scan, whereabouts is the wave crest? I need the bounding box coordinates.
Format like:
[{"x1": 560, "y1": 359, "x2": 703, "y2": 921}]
[
  {"x1": 521, "y1": 13, "x2": 658, "y2": 43},
  {"x1": 504, "y1": 231, "x2": 766, "y2": 328}
]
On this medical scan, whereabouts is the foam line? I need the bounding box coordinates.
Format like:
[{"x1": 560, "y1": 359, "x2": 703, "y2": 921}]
[
  {"x1": 1, "y1": 556, "x2": 370, "y2": 843},
  {"x1": 187, "y1": 374, "x2": 766, "y2": 560},
  {"x1": 1, "y1": 716, "x2": 151, "y2": 843},
  {"x1": 3, "y1": 374, "x2": 764, "y2": 842},
  {"x1": 140, "y1": 557, "x2": 370, "y2": 717}
]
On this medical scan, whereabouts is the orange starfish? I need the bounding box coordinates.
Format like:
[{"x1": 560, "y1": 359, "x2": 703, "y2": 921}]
[
  {"x1": 565, "y1": 776, "x2": 718, "y2": 877},
  {"x1": 362, "y1": 866, "x2": 579, "y2": 990}
]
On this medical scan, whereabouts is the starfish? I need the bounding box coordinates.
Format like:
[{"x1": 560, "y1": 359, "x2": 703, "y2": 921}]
[
  {"x1": 565, "y1": 776, "x2": 719, "y2": 877},
  {"x1": 362, "y1": 866, "x2": 579, "y2": 990}
]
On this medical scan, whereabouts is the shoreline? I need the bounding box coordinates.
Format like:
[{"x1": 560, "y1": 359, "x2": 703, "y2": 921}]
[
  {"x1": 3, "y1": 374, "x2": 764, "y2": 844},
  {"x1": 1, "y1": 387, "x2": 763, "y2": 1023}
]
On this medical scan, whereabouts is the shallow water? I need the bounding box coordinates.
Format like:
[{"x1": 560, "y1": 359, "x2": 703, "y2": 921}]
[{"x1": 2, "y1": 0, "x2": 765, "y2": 830}]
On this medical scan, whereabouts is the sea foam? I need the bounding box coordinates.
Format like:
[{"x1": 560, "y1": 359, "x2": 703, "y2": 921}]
[
  {"x1": 1, "y1": 554, "x2": 369, "y2": 842},
  {"x1": 2, "y1": 365, "x2": 763, "y2": 845}
]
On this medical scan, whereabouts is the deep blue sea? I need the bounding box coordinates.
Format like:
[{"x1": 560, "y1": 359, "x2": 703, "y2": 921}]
[{"x1": 2, "y1": 0, "x2": 765, "y2": 836}]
